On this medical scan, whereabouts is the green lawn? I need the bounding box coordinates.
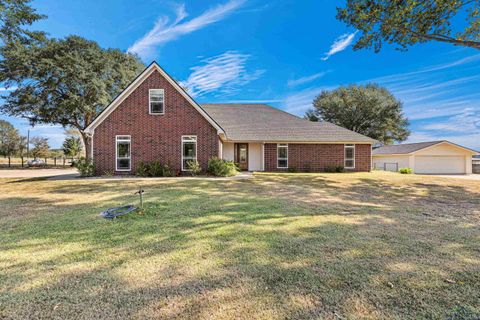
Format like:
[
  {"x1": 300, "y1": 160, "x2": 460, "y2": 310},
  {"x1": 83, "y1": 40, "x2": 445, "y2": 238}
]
[{"x1": 1, "y1": 172, "x2": 479, "y2": 319}]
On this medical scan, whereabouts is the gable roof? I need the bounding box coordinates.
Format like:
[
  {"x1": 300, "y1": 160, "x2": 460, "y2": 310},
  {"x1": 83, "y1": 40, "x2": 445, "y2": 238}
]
[
  {"x1": 373, "y1": 140, "x2": 479, "y2": 155},
  {"x1": 202, "y1": 104, "x2": 375, "y2": 143},
  {"x1": 84, "y1": 62, "x2": 224, "y2": 135}
]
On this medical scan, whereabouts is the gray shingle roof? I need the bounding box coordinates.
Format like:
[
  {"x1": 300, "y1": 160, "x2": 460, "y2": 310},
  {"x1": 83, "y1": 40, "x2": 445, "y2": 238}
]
[
  {"x1": 372, "y1": 141, "x2": 445, "y2": 155},
  {"x1": 201, "y1": 104, "x2": 375, "y2": 143}
]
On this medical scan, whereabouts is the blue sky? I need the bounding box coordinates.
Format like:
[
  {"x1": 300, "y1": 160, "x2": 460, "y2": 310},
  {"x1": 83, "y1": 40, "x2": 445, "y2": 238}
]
[{"x1": 1, "y1": 0, "x2": 479, "y2": 149}]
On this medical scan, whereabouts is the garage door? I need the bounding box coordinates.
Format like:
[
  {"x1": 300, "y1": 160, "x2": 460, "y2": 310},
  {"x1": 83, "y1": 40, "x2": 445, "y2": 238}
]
[{"x1": 414, "y1": 156, "x2": 465, "y2": 174}]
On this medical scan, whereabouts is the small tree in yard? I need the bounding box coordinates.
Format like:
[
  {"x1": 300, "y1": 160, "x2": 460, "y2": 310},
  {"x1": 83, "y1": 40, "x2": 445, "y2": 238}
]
[
  {"x1": 30, "y1": 136, "x2": 49, "y2": 159},
  {"x1": 62, "y1": 136, "x2": 82, "y2": 158},
  {"x1": 0, "y1": 119, "x2": 21, "y2": 167},
  {"x1": 306, "y1": 84, "x2": 410, "y2": 144}
]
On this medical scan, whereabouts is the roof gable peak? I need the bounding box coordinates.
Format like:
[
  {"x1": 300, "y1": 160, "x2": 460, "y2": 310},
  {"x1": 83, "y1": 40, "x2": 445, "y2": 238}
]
[{"x1": 85, "y1": 61, "x2": 224, "y2": 135}]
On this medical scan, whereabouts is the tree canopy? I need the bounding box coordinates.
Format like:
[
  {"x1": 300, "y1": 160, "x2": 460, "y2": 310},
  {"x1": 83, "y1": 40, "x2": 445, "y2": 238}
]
[
  {"x1": 0, "y1": 35, "x2": 145, "y2": 153},
  {"x1": 305, "y1": 84, "x2": 410, "y2": 144},
  {"x1": 0, "y1": 0, "x2": 46, "y2": 43},
  {"x1": 337, "y1": 0, "x2": 480, "y2": 51}
]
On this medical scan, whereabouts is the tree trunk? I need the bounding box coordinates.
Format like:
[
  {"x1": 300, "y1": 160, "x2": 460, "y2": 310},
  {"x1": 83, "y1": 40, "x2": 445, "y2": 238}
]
[
  {"x1": 79, "y1": 130, "x2": 91, "y2": 159},
  {"x1": 8, "y1": 156, "x2": 11, "y2": 168}
]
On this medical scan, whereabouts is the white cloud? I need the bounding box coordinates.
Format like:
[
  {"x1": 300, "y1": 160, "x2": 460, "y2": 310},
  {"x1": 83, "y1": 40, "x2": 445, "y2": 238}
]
[
  {"x1": 366, "y1": 54, "x2": 480, "y2": 85},
  {"x1": 181, "y1": 51, "x2": 264, "y2": 97},
  {"x1": 321, "y1": 32, "x2": 357, "y2": 61},
  {"x1": 128, "y1": 0, "x2": 245, "y2": 59},
  {"x1": 422, "y1": 108, "x2": 480, "y2": 133},
  {"x1": 405, "y1": 99, "x2": 477, "y2": 120},
  {"x1": 287, "y1": 72, "x2": 328, "y2": 87},
  {"x1": 0, "y1": 86, "x2": 17, "y2": 92}
]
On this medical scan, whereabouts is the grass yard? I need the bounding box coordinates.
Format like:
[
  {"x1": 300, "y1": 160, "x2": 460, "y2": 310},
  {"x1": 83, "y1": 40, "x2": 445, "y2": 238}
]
[{"x1": 0, "y1": 172, "x2": 479, "y2": 319}]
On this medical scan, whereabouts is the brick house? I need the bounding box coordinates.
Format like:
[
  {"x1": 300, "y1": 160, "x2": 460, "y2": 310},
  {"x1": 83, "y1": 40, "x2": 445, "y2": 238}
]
[{"x1": 84, "y1": 62, "x2": 374, "y2": 175}]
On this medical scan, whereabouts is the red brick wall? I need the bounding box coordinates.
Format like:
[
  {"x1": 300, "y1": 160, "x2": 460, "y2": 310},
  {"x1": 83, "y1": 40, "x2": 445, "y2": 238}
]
[
  {"x1": 93, "y1": 70, "x2": 219, "y2": 175},
  {"x1": 264, "y1": 143, "x2": 371, "y2": 172},
  {"x1": 354, "y1": 144, "x2": 372, "y2": 172}
]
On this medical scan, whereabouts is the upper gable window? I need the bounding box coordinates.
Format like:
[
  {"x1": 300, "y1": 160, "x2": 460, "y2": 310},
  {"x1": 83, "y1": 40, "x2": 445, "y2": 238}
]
[{"x1": 149, "y1": 89, "x2": 164, "y2": 114}]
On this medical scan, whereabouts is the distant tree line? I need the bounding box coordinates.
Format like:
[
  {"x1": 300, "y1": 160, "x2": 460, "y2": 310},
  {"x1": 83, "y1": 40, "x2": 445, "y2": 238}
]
[{"x1": 0, "y1": 119, "x2": 84, "y2": 167}]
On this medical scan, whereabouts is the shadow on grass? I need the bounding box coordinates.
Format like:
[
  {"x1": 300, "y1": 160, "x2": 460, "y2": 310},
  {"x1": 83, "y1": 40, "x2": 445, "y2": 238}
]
[{"x1": 0, "y1": 174, "x2": 479, "y2": 318}]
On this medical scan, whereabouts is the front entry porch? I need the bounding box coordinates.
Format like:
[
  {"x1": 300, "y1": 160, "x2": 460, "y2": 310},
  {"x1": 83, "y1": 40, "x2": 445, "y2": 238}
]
[
  {"x1": 222, "y1": 142, "x2": 264, "y2": 172},
  {"x1": 234, "y1": 143, "x2": 249, "y2": 171}
]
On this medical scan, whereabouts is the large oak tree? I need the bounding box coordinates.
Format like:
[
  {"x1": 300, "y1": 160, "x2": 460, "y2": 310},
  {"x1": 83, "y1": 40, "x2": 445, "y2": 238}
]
[
  {"x1": 0, "y1": 1, "x2": 144, "y2": 157},
  {"x1": 337, "y1": 0, "x2": 480, "y2": 51},
  {"x1": 305, "y1": 84, "x2": 410, "y2": 144}
]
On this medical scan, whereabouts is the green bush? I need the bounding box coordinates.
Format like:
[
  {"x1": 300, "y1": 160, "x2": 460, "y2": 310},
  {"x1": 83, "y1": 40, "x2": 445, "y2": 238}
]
[
  {"x1": 287, "y1": 167, "x2": 298, "y2": 173},
  {"x1": 186, "y1": 160, "x2": 201, "y2": 176},
  {"x1": 135, "y1": 161, "x2": 149, "y2": 177},
  {"x1": 148, "y1": 161, "x2": 164, "y2": 177},
  {"x1": 135, "y1": 161, "x2": 175, "y2": 177},
  {"x1": 161, "y1": 164, "x2": 174, "y2": 177},
  {"x1": 325, "y1": 165, "x2": 345, "y2": 173},
  {"x1": 399, "y1": 167, "x2": 413, "y2": 174},
  {"x1": 102, "y1": 170, "x2": 114, "y2": 177},
  {"x1": 75, "y1": 157, "x2": 95, "y2": 177},
  {"x1": 207, "y1": 157, "x2": 238, "y2": 177}
]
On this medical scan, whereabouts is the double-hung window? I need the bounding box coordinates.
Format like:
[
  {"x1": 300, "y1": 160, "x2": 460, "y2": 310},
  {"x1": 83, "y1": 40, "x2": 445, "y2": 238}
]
[
  {"x1": 182, "y1": 136, "x2": 197, "y2": 171},
  {"x1": 344, "y1": 144, "x2": 355, "y2": 169},
  {"x1": 149, "y1": 89, "x2": 165, "y2": 114},
  {"x1": 116, "y1": 136, "x2": 131, "y2": 171},
  {"x1": 277, "y1": 144, "x2": 288, "y2": 168}
]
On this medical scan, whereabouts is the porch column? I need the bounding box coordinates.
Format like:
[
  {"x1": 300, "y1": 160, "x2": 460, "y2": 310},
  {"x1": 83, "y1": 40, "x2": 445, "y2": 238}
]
[
  {"x1": 218, "y1": 139, "x2": 223, "y2": 159},
  {"x1": 261, "y1": 143, "x2": 265, "y2": 171}
]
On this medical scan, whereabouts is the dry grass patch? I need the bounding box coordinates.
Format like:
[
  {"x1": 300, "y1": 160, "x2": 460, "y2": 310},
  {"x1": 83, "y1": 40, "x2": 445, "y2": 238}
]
[{"x1": 0, "y1": 171, "x2": 479, "y2": 319}]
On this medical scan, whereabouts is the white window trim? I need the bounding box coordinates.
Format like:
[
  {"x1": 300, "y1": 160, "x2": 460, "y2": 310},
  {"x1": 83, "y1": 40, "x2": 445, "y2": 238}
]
[
  {"x1": 277, "y1": 143, "x2": 288, "y2": 169},
  {"x1": 344, "y1": 144, "x2": 355, "y2": 169},
  {"x1": 116, "y1": 135, "x2": 131, "y2": 171},
  {"x1": 181, "y1": 135, "x2": 197, "y2": 171},
  {"x1": 149, "y1": 89, "x2": 165, "y2": 115}
]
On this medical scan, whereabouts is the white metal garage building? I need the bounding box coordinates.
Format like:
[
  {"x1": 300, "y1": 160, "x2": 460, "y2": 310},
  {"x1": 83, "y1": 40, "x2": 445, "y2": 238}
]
[{"x1": 372, "y1": 141, "x2": 478, "y2": 174}]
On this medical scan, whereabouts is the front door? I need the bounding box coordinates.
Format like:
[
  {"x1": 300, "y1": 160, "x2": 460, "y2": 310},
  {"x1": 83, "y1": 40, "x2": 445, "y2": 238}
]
[{"x1": 234, "y1": 143, "x2": 248, "y2": 171}]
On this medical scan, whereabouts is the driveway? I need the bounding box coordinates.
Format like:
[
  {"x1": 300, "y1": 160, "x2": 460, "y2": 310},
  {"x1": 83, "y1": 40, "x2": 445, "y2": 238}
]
[
  {"x1": 0, "y1": 168, "x2": 79, "y2": 180},
  {"x1": 433, "y1": 174, "x2": 480, "y2": 181}
]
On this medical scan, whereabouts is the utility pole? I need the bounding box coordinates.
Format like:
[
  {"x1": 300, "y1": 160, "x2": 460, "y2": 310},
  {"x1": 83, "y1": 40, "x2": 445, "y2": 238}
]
[{"x1": 26, "y1": 129, "x2": 30, "y2": 160}]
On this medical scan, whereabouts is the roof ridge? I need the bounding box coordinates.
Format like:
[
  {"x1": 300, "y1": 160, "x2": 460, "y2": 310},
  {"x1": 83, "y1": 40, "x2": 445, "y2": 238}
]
[
  {"x1": 387, "y1": 140, "x2": 444, "y2": 147},
  {"x1": 202, "y1": 103, "x2": 305, "y2": 120}
]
